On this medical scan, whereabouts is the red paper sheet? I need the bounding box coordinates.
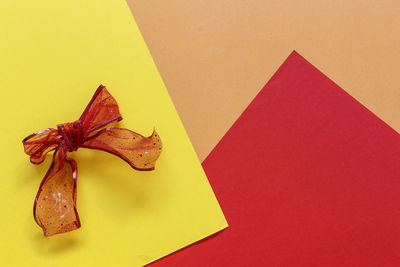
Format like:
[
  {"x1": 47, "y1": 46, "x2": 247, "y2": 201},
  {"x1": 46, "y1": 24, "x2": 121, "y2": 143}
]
[{"x1": 150, "y1": 51, "x2": 400, "y2": 266}]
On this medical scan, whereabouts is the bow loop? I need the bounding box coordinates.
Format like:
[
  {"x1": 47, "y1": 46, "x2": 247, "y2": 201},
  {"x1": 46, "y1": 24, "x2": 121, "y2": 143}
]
[
  {"x1": 23, "y1": 128, "x2": 62, "y2": 164},
  {"x1": 79, "y1": 85, "x2": 122, "y2": 133}
]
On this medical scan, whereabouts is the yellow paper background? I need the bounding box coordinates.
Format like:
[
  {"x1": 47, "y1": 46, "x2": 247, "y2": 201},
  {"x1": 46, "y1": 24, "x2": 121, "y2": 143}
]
[{"x1": 0, "y1": 0, "x2": 227, "y2": 266}]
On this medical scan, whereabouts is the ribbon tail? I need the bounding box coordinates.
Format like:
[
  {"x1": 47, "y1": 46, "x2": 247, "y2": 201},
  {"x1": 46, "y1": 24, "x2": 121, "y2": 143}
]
[
  {"x1": 82, "y1": 127, "x2": 162, "y2": 170},
  {"x1": 33, "y1": 145, "x2": 80, "y2": 237}
]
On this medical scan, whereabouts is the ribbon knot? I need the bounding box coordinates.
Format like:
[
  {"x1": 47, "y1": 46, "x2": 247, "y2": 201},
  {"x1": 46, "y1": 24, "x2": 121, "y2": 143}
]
[
  {"x1": 23, "y1": 85, "x2": 162, "y2": 236},
  {"x1": 57, "y1": 121, "x2": 84, "y2": 152}
]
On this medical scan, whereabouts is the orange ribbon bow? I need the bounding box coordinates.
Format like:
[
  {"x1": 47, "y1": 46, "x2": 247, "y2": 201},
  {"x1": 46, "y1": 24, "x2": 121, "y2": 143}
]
[{"x1": 23, "y1": 85, "x2": 162, "y2": 236}]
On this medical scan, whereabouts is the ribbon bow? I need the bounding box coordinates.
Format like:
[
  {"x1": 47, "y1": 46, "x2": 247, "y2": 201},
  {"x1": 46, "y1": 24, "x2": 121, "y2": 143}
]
[{"x1": 22, "y1": 85, "x2": 162, "y2": 236}]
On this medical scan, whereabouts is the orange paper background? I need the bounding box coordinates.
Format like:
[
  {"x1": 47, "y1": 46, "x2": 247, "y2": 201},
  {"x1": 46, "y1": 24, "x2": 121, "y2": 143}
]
[{"x1": 128, "y1": 0, "x2": 400, "y2": 161}]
